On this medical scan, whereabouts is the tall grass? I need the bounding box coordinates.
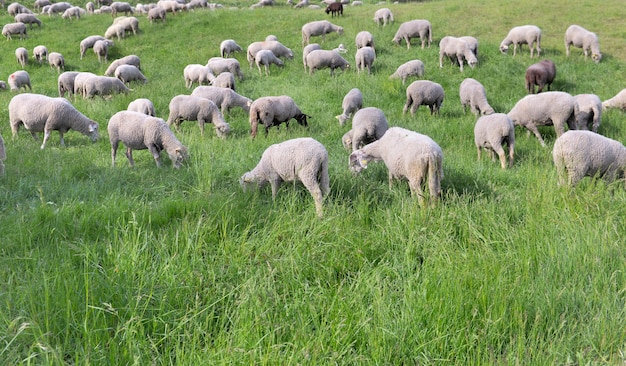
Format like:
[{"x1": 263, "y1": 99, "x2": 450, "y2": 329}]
[{"x1": 1, "y1": 0, "x2": 626, "y2": 364}]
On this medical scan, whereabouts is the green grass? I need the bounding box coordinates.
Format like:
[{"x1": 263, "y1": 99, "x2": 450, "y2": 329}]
[{"x1": 1, "y1": 0, "x2": 626, "y2": 364}]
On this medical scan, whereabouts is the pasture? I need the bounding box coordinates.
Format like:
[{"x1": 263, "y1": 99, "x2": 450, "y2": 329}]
[{"x1": 1, "y1": 0, "x2": 626, "y2": 363}]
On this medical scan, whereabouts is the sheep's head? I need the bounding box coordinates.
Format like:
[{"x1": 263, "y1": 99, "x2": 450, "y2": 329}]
[
  {"x1": 337, "y1": 26, "x2": 344, "y2": 35},
  {"x1": 342, "y1": 131, "x2": 352, "y2": 151},
  {"x1": 592, "y1": 53, "x2": 602, "y2": 63},
  {"x1": 215, "y1": 123, "x2": 231, "y2": 139},
  {"x1": 169, "y1": 146, "x2": 188, "y2": 169},
  {"x1": 295, "y1": 114, "x2": 309, "y2": 127},
  {"x1": 88, "y1": 121, "x2": 99, "y2": 142},
  {"x1": 239, "y1": 172, "x2": 266, "y2": 190},
  {"x1": 499, "y1": 43, "x2": 509, "y2": 54},
  {"x1": 467, "y1": 55, "x2": 478, "y2": 68},
  {"x1": 349, "y1": 150, "x2": 369, "y2": 174},
  {"x1": 335, "y1": 113, "x2": 348, "y2": 126}
]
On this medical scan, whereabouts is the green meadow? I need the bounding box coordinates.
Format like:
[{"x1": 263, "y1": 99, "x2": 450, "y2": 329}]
[{"x1": 1, "y1": 0, "x2": 625, "y2": 363}]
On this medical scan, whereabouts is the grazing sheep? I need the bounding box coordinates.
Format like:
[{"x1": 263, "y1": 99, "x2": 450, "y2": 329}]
[
  {"x1": 184, "y1": 64, "x2": 214, "y2": 88},
  {"x1": 553, "y1": 130, "x2": 626, "y2": 187},
  {"x1": 239, "y1": 137, "x2": 330, "y2": 217},
  {"x1": 333, "y1": 43, "x2": 348, "y2": 54},
  {"x1": 34, "y1": 0, "x2": 51, "y2": 10},
  {"x1": 573, "y1": 94, "x2": 602, "y2": 132},
  {"x1": 246, "y1": 41, "x2": 294, "y2": 68},
  {"x1": 293, "y1": 0, "x2": 308, "y2": 9},
  {"x1": 392, "y1": 19, "x2": 432, "y2": 50},
  {"x1": 105, "y1": 55, "x2": 141, "y2": 76},
  {"x1": 2, "y1": 22, "x2": 27, "y2": 40},
  {"x1": 108, "y1": 111, "x2": 188, "y2": 168},
  {"x1": 336, "y1": 88, "x2": 363, "y2": 126},
  {"x1": 14, "y1": 13, "x2": 42, "y2": 27},
  {"x1": 93, "y1": 40, "x2": 111, "y2": 63},
  {"x1": 507, "y1": 91, "x2": 577, "y2": 147},
  {"x1": 15, "y1": 47, "x2": 28, "y2": 68},
  {"x1": 250, "y1": 0, "x2": 274, "y2": 9},
  {"x1": 389, "y1": 60, "x2": 425, "y2": 84},
  {"x1": 474, "y1": 113, "x2": 515, "y2": 169},
  {"x1": 342, "y1": 107, "x2": 389, "y2": 151},
  {"x1": 48, "y1": 52, "x2": 65, "y2": 73},
  {"x1": 166, "y1": 95, "x2": 231, "y2": 138},
  {"x1": 7, "y1": 3, "x2": 33, "y2": 16},
  {"x1": 73, "y1": 72, "x2": 98, "y2": 97},
  {"x1": 305, "y1": 49, "x2": 350, "y2": 76},
  {"x1": 500, "y1": 25, "x2": 542, "y2": 57},
  {"x1": 355, "y1": 30, "x2": 374, "y2": 49},
  {"x1": 61, "y1": 6, "x2": 82, "y2": 20},
  {"x1": 325, "y1": 1, "x2": 342, "y2": 16},
  {"x1": 105, "y1": 23, "x2": 126, "y2": 40},
  {"x1": 249, "y1": 96, "x2": 309, "y2": 138},
  {"x1": 565, "y1": 25, "x2": 602, "y2": 63},
  {"x1": 157, "y1": 0, "x2": 186, "y2": 14},
  {"x1": 114, "y1": 64, "x2": 147, "y2": 85},
  {"x1": 206, "y1": 57, "x2": 244, "y2": 80},
  {"x1": 0, "y1": 133, "x2": 5, "y2": 176},
  {"x1": 80, "y1": 36, "x2": 109, "y2": 59},
  {"x1": 33, "y1": 45, "x2": 47, "y2": 64},
  {"x1": 373, "y1": 7, "x2": 393, "y2": 26},
  {"x1": 210, "y1": 71, "x2": 236, "y2": 90},
  {"x1": 110, "y1": 1, "x2": 133, "y2": 17},
  {"x1": 128, "y1": 98, "x2": 156, "y2": 116},
  {"x1": 602, "y1": 89, "x2": 626, "y2": 111},
  {"x1": 220, "y1": 39, "x2": 242, "y2": 58},
  {"x1": 8, "y1": 71, "x2": 31, "y2": 92},
  {"x1": 191, "y1": 85, "x2": 253, "y2": 115},
  {"x1": 58, "y1": 71, "x2": 80, "y2": 98},
  {"x1": 9, "y1": 93, "x2": 99, "y2": 149},
  {"x1": 147, "y1": 6, "x2": 166, "y2": 23},
  {"x1": 349, "y1": 126, "x2": 443, "y2": 205},
  {"x1": 185, "y1": 0, "x2": 208, "y2": 10},
  {"x1": 113, "y1": 16, "x2": 139, "y2": 35},
  {"x1": 255, "y1": 49, "x2": 284, "y2": 76},
  {"x1": 438, "y1": 36, "x2": 478, "y2": 72},
  {"x1": 525, "y1": 59, "x2": 556, "y2": 94},
  {"x1": 301, "y1": 20, "x2": 344, "y2": 46},
  {"x1": 302, "y1": 43, "x2": 322, "y2": 72},
  {"x1": 82, "y1": 75, "x2": 131, "y2": 99},
  {"x1": 355, "y1": 46, "x2": 376, "y2": 74},
  {"x1": 459, "y1": 78, "x2": 494, "y2": 116},
  {"x1": 86, "y1": 1, "x2": 95, "y2": 13},
  {"x1": 403, "y1": 80, "x2": 444, "y2": 115},
  {"x1": 459, "y1": 36, "x2": 479, "y2": 57},
  {"x1": 46, "y1": 2, "x2": 72, "y2": 15}
]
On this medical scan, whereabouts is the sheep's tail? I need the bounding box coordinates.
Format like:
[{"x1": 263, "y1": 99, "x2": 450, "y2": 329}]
[{"x1": 428, "y1": 152, "x2": 443, "y2": 201}]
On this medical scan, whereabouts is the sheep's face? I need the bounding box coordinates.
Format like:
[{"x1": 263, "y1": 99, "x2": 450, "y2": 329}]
[
  {"x1": 342, "y1": 133, "x2": 352, "y2": 151},
  {"x1": 467, "y1": 56, "x2": 478, "y2": 68},
  {"x1": 215, "y1": 123, "x2": 231, "y2": 139},
  {"x1": 349, "y1": 151, "x2": 368, "y2": 174},
  {"x1": 169, "y1": 146, "x2": 188, "y2": 169},
  {"x1": 239, "y1": 172, "x2": 266, "y2": 191},
  {"x1": 592, "y1": 53, "x2": 602, "y2": 63},
  {"x1": 88, "y1": 122, "x2": 99, "y2": 142},
  {"x1": 499, "y1": 44, "x2": 509, "y2": 54}
]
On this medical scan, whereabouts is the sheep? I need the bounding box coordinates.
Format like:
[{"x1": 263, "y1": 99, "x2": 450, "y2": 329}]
[
  {"x1": 186, "y1": 0, "x2": 208, "y2": 10},
  {"x1": 355, "y1": 30, "x2": 374, "y2": 49},
  {"x1": 104, "y1": 55, "x2": 141, "y2": 76},
  {"x1": 500, "y1": 25, "x2": 542, "y2": 57},
  {"x1": 191, "y1": 85, "x2": 253, "y2": 115},
  {"x1": 93, "y1": 40, "x2": 111, "y2": 63},
  {"x1": 166, "y1": 95, "x2": 231, "y2": 138},
  {"x1": 48, "y1": 52, "x2": 65, "y2": 73},
  {"x1": 111, "y1": 1, "x2": 133, "y2": 17},
  {"x1": 34, "y1": 0, "x2": 51, "y2": 11},
  {"x1": 184, "y1": 64, "x2": 214, "y2": 88},
  {"x1": 565, "y1": 25, "x2": 602, "y2": 63},
  {"x1": 15, "y1": 47, "x2": 28, "y2": 68},
  {"x1": 474, "y1": 113, "x2": 515, "y2": 169},
  {"x1": 239, "y1": 137, "x2": 329, "y2": 217},
  {"x1": 255, "y1": 50, "x2": 284, "y2": 76},
  {"x1": 392, "y1": 19, "x2": 432, "y2": 50},
  {"x1": 373, "y1": 7, "x2": 393, "y2": 26},
  {"x1": 305, "y1": 49, "x2": 350, "y2": 76},
  {"x1": 507, "y1": 91, "x2": 577, "y2": 147},
  {"x1": 573, "y1": 94, "x2": 602, "y2": 132},
  {"x1": 220, "y1": 39, "x2": 242, "y2": 58},
  {"x1": 14, "y1": 13, "x2": 42, "y2": 27},
  {"x1": 128, "y1": 98, "x2": 156, "y2": 116},
  {"x1": 113, "y1": 16, "x2": 139, "y2": 35},
  {"x1": 602, "y1": 89, "x2": 626, "y2": 111},
  {"x1": 335, "y1": 88, "x2": 363, "y2": 126},
  {"x1": 265, "y1": 35, "x2": 278, "y2": 42},
  {"x1": 250, "y1": 0, "x2": 274, "y2": 9},
  {"x1": 82, "y1": 75, "x2": 131, "y2": 99},
  {"x1": 9, "y1": 93, "x2": 99, "y2": 149},
  {"x1": 33, "y1": 45, "x2": 47, "y2": 64},
  {"x1": 293, "y1": 0, "x2": 308, "y2": 9},
  {"x1": 403, "y1": 80, "x2": 444, "y2": 115},
  {"x1": 80, "y1": 35, "x2": 109, "y2": 59},
  {"x1": 325, "y1": 1, "x2": 342, "y2": 16},
  {"x1": 86, "y1": 1, "x2": 95, "y2": 13},
  {"x1": 355, "y1": 46, "x2": 376, "y2": 74},
  {"x1": 302, "y1": 43, "x2": 322, "y2": 72},
  {"x1": 108, "y1": 111, "x2": 188, "y2": 168},
  {"x1": 389, "y1": 60, "x2": 425, "y2": 84},
  {"x1": 46, "y1": 2, "x2": 72, "y2": 15},
  {"x1": 206, "y1": 57, "x2": 244, "y2": 80},
  {"x1": 210, "y1": 71, "x2": 236, "y2": 90},
  {"x1": 157, "y1": 0, "x2": 186, "y2": 14},
  {"x1": 301, "y1": 20, "x2": 344, "y2": 46},
  {"x1": 8, "y1": 71, "x2": 31, "y2": 92},
  {"x1": 333, "y1": 43, "x2": 347, "y2": 54},
  {"x1": 342, "y1": 107, "x2": 389, "y2": 151},
  {"x1": 105, "y1": 23, "x2": 126, "y2": 40},
  {"x1": 525, "y1": 59, "x2": 556, "y2": 94},
  {"x1": 73, "y1": 72, "x2": 98, "y2": 97},
  {"x1": 459, "y1": 78, "x2": 494, "y2": 116},
  {"x1": 58, "y1": 71, "x2": 80, "y2": 98},
  {"x1": 7, "y1": 3, "x2": 33, "y2": 16},
  {"x1": 248, "y1": 96, "x2": 309, "y2": 138},
  {"x1": 114, "y1": 64, "x2": 147, "y2": 85},
  {"x1": 459, "y1": 36, "x2": 479, "y2": 57},
  {"x1": 349, "y1": 126, "x2": 443, "y2": 205},
  {"x1": 62, "y1": 6, "x2": 82, "y2": 20},
  {"x1": 147, "y1": 6, "x2": 166, "y2": 23},
  {"x1": 0, "y1": 133, "x2": 5, "y2": 176},
  {"x1": 246, "y1": 41, "x2": 294, "y2": 68},
  {"x1": 2, "y1": 22, "x2": 27, "y2": 40},
  {"x1": 438, "y1": 36, "x2": 478, "y2": 72}
]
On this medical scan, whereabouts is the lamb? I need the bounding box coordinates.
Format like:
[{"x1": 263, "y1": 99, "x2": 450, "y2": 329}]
[
  {"x1": 147, "y1": 6, "x2": 166, "y2": 23},
  {"x1": 342, "y1": 107, "x2": 388, "y2": 151},
  {"x1": 0, "y1": 133, "x2": 5, "y2": 176},
  {"x1": 602, "y1": 89, "x2": 626, "y2": 111},
  {"x1": 335, "y1": 88, "x2": 363, "y2": 126},
  {"x1": 93, "y1": 40, "x2": 111, "y2": 63},
  {"x1": 166, "y1": 95, "x2": 231, "y2": 138},
  {"x1": 302, "y1": 43, "x2": 322, "y2": 72},
  {"x1": 325, "y1": 1, "x2": 342, "y2": 16},
  {"x1": 248, "y1": 96, "x2": 309, "y2": 138},
  {"x1": 2, "y1": 22, "x2": 27, "y2": 40},
  {"x1": 9, "y1": 93, "x2": 99, "y2": 149},
  {"x1": 105, "y1": 23, "x2": 126, "y2": 40},
  {"x1": 349, "y1": 126, "x2": 443, "y2": 205},
  {"x1": 553, "y1": 130, "x2": 626, "y2": 187},
  {"x1": 14, "y1": 13, "x2": 42, "y2": 27},
  {"x1": 61, "y1": 6, "x2": 82, "y2": 20},
  {"x1": 500, "y1": 25, "x2": 542, "y2": 57},
  {"x1": 301, "y1": 20, "x2": 344, "y2": 46},
  {"x1": 392, "y1": 19, "x2": 432, "y2": 50},
  {"x1": 459, "y1": 36, "x2": 478, "y2": 57},
  {"x1": 15, "y1": 47, "x2": 28, "y2": 68},
  {"x1": 305, "y1": 49, "x2": 350, "y2": 76},
  {"x1": 191, "y1": 85, "x2": 253, "y2": 115},
  {"x1": 127, "y1": 98, "x2": 156, "y2": 116},
  {"x1": 255, "y1": 49, "x2": 284, "y2": 76},
  {"x1": 80, "y1": 35, "x2": 109, "y2": 59},
  {"x1": 355, "y1": 30, "x2": 374, "y2": 49},
  {"x1": 210, "y1": 71, "x2": 236, "y2": 90},
  {"x1": 373, "y1": 7, "x2": 393, "y2": 26},
  {"x1": 8, "y1": 71, "x2": 31, "y2": 92},
  {"x1": 525, "y1": 59, "x2": 556, "y2": 94},
  {"x1": 403, "y1": 80, "x2": 444, "y2": 115},
  {"x1": 573, "y1": 94, "x2": 602, "y2": 132},
  {"x1": 104, "y1": 55, "x2": 141, "y2": 76},
  {"x1": 108, "y1": 111, "x2": 188, "y2": 168},
  {"x1": 206, "y1": 57, "x2": 244, "y2": 80},
  {"x1": 58, "y1": 71, "x2": 80, "y2": 97},
  {"x1": 354, "y1": 46, "x2": 375, "y2": 74},
  {"x1": 82, "y1": 75, "x2": 131, "y2": 99},
  {"x1": 474, "y1": 113, "x2": 515, "y2": 169},
  {"x1": 246, "y1": 41, "x2": 294, "y2": 68},
  {"x1": 110, "y1": 1, "x2": 133, "y2": 17},
  {"x1": 239, "y1": 137, "x2": 330, "y2": 217},
  {"x1": 507, "y1": 91, "x2": 577, "y2": 147},
  {"x1": 113, "y1": 16, "x2": 139, "y2": 35},
  {"x1": 438, "y1": 36, "x2": 478, "y2": 72},
  {"x1": 220, "y1": 39, "x2": 242, "y2": 58},
  {"x1": 459, "y1": 78, "x2": 494, "y2": 116},
  {"x1": 389, "y1": 60, "x2": 425, "y2": 85},
  {"x1": 565, "y1": 25, "x2": 602, "y2": 63},
  {"x1": 184, "y1": 64, "x2": 214, "y2": 88},
  {"x1": 33, "y1": 45, "x2": 47, "y2": 64},
  {"x1": 48, "y1": 52, "x2": 65, "y2": 73}
]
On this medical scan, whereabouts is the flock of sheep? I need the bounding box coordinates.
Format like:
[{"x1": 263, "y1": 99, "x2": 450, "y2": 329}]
[{"x1": 2, "y1": 0, "x2": 626, "y2": 217}]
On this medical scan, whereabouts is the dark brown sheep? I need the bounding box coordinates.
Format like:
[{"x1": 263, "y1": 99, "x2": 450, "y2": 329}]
[
  {"x1": 325, "y1": 2, "x2": 343, "y2": 17},
  {"x1": 525, "y1": 59, "x2": 556, "y2": 94}
]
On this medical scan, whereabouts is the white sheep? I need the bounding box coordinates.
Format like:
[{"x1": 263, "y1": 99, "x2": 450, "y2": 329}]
[
  {"x1": 86, "y1": 1, "x2": 95, "y2": 13},
  {"x1": 8, "y1": 3, "x2": 33, "y2": 16},
  {"x1": 355, "y1": 46, "x2": 376, "y2": 75},
  {"x1": 565, "y1": 25, "x2": 601, "y2": 63},
  {"x1": 9, "y1": 93, "x2": 99, "y2": 149},
  {"x1": 459, "y1": 78, "x2": 494, "y2": 116},
  {"x1": 392, "y1": 19, "x2": 432, "y2": 50},
  {"x1": 335, "y1": 88, "x2": 363, "y2": 126},
  {"x1": 157, "y1": 0, "x2": 185, "y2": 14},
  {"x1": 104, "y1": 55, "x2": 141, "y2": 76},
  {"x1": 301, "y1": 20, "x2": 344, "y2": 46},
  {"x1": 573, "y1": 94, "x2": 602, "y2": 132},
  {"x1": 82, "y1": 75, "x2": 131, "y2": 99},
  {"x1": 439, "y1": 36, "x2": 478, "y2": 72},
  {"x1": 105, "y1": 23, "x2": 125, "y2": 40},
  {"x1": 220, "y1": 39, "x2": 242, "y2": 58},
  {"x1": 373, "y1": 7, "x2": 393, "y2": 26},
  {"x1": 147, "y1": 6, "x2": 166, "y2": 23},
  {"x1": 0, "y1": 133, "x2": 5, "y2": 176},
  {"x1": 349, "y1": 126, "x2": 443, "y2": 205},
  {"x1": 80, "y1": 35, "x2": 109, "y2": 59},
  {"x1": 246, "y1": 41, "x2": 294, "y2": 68},
  {"x1": 73, "y1": 72, "x2": 98, "y2": 97},
  {"x1": 34, "y1": 0, "x2": 51, "y2": 9},
  {"x1": 210, "y1": 71, "x2": 235, "y2": 90},
  {"x1": 474, "y1": 113, "x2": 515, "y2": 169},
  {"x1": 239, "y1": 137, "x2": 330, "y2": 217},
  {"x1": 332, "y1": 43, "x2": 348, "y2": 54},
  {"x1": 342, "y1": 107, "x2": 389, "y2": 151},
  {"x1": 305, "y1": 49, "x2": 350, "y2": 76},
  {"x1": 602, "y1": 89, "x2": 626, "y2": 111},
  {"x1": 191, "y1": 85, "x2": 253, "y2": 115},
  {"x1": 61, "y1": 6, "x2": 82, "y2": 20},
  {"x1": 48, "y1": 52, "x2": 65, "y2": 73},
  {"x1": 114, "y1": 64, "x2": 147, "y2": 84},
  {"x1": 183, "y1": 64, "x2": 214, "y2": 88},
  {"x1": 499, "y1": 25, "x2": 542, "y2": 57},
  {"x1": 108, "y1": 111, "x2": 188, "y2": 168},
  {"x1": 553, "y1": 130, "x2": 626, "y2": 187},
  {"x1": 249, "y1": 96, "x2": 309, "y2": 138},
  {"x1": 58, "y1": 71, "x2": 80, "y2": 97},
  {"x1": 460, "y1": 36, "x2": 479, "y2": 57},
  {"x1": 110, "y1": 1, "x2": 133, "y2": 17},
  {"x1": 113, "y1": 16, "x2": 139, "y2": 35},
  {"x1": 166, "y1": 95, "x2": 231, "y2": 138},
  {"x1": 8, "y1": 70, "x2": 31, "y2": 92},
  {"x1": 265, "y1": 35, "x2": 278, "y2": 42},
  {"x1": 2, "y1": 22, "x2": 27, "y2": 40},
  {"x1": 46, "y1": 2, "x2": 71, "y2": 15},
  {"x1": 206, "y1": 57, "x2": 244, "y2": 80},
  {"x1": 389, "y1": 60, "x2": 425, "y2": 84},
  {"x1": 403, "y1": 80, "x2": 444, "y2": 115},
  {"x1": 255, "y1": 49, "x2": 284, "y2": 76},
  {"x1": 355, "y1": 30, "x2": 374, "y2": 49},
  {"x1": 14, "y1": 13, "x2": 42, "y2": 27},
  {"x1": 15, "y1": 47, "x2": 28, "y2": 68},
  {"x1": 33, "y1": 45, "x2": 47, "y2": 64},
  {"x1": 507, "y1": 91, "x2": 576, "y2": 147},
  {"x1": 302, "y1": 43, "x2": 322, "y2": 72},
  {"x1": 93, "y1": 40, "x2": 111, "y2": 63},
  {"x1": 128, "y1": 98, "x2": 156, "y2": 116}
]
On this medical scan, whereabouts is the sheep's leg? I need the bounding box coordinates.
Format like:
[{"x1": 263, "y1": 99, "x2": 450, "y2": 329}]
[
  {"x1": 507, "y1": 140, "x2": 515, "y2": 168},
  {"x1": 525, "y1": 125, "x2": 546, "y2": 147},
  {"x1": 476, "y1": 146, "x2": 482, "y2": 161},
  {"x1": 403, "y1": 98, "x2": 412, "y2": 114},
  {"x1": 40, "y1": 130, "x2": 53, "y2": 149},
  {"x1": 111, "y1": 142, "x2": 119, "y2": 167},
  {"x1": 125, "y1": 147, "x2": 137, "y2": 167},
  {"x1": 147, "y1": 145, "x2": 162, "y2": 167},
  {"x1": 405, "y1": 36, "x2": 410, "y2": 50},
  {"x1": 301, "y1": 177, "x2": 324, "y2": 217},
  {"x1": 512, "y1": 43, "x2": 518, "y2": 57},
  {"x1": 269, "y1": 177, "x2": 281, "y2": 200},
  {"x1": 410, "y1": 99, "x2": 420, "y2": 115},
  {"x1": 492, "y1": 145, "x2": 507, "y2": 169},
  {"x1": 409, "y1": 175, "x2": 426, "y2": 206},
  {"x1": 198, "y1": 119, "x2": 205, "y2": 136}
]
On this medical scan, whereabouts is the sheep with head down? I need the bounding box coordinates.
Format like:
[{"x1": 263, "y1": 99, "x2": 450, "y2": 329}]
[
  {"x1": 373, "y1": 7, "x2": 393, "y2": 26},
  {"x1": 246, "y1": 40, "x2": 293, "y2": 68},
  {"x1": 248, "y1": 95, "x2": 309, "y2": 138},
  {"x1": 191, "y1": 85, "x2": 252, "y2": 115},
  {"x1": 301, "y1": 20, "x2": 344, "y2": 46},
  {"x1": 392, "y1": 19, "x2": 432, "y2": 50},
  {"x1": 302, "y1": 43, "x2": 322, "y2": 72},
  {"x1": 500, "y1": 25, "x2": 542, "y2": 57},
  {"x1": 474, "y1": 113, "x2": 515, "y2": 169},
  {"x1": 220, "y1": 39, "x2": 242, "y2": 58},
  {"x1": 355, "y1": 46, "x2": 375, "y2": 74},
  {"x1": 305, "y1": 49, "x2": 350, "y2": 76},
  {"x1": 459, "y1": 78, "x2": 494, "y2": 116},
  {"x1": 33, "y1": 45, "x2": 47, "y2": 64},
  {"x1": 602, "y1": 89, "x2": 626, "y2": 111},
  {"x1": 389, "y1": 60, "x2": 425, "y2": 85},
  {"x1": 206, "y1": 57, "x2": 244, "y2": 80},
  {"x1": 115, "y1": 64, "x2": 147, "y2": 85},
  {"x1": 105, "y1": 55, "x2": 141, "y2": 76},
  {"x1": 8, "y1": 71, "x2": 31, "y2": 92},
  {"x1": 255, "y1": 50, "x2": 284, "y2": 76},
  {"x1": 439, "y1": 36, "x2": 477, "y2": 72},
  {"x1": 565, "y1": 25, "x2": 601, "y2": 63},
  {"x1": 404, "y1": 80, "x2": 444, "y2": 115},
  {"x1": 342, "y1": 107, "x2": 388, "y2": 151},
  {"x1": 525, "y1": 59, "x2": 556, "y2": 94},
  {"x1": 573, "y1": 94, "x2": 602, "y2": 132},
  {"x1": 80, "y1": 35, "x2": 109, "y2": 59},
  {"x1": 48, "y1": 52, "x2": 65, "y2": 73},
  {"x1": 2, "y1": 22, "x2": 27, "y2": 40},
  {"x1": 128, "y1": 98, "x2": 156, "y2": 116},
  {"x1": 166, "y1": 94, "x2": 231, "y2": 138},
  {"x1": 336, "y1": 88, "x2": 363, "y2": 126},
  {"x1": 15, "y1": 47, "x2": 28, "y2": 68}
]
